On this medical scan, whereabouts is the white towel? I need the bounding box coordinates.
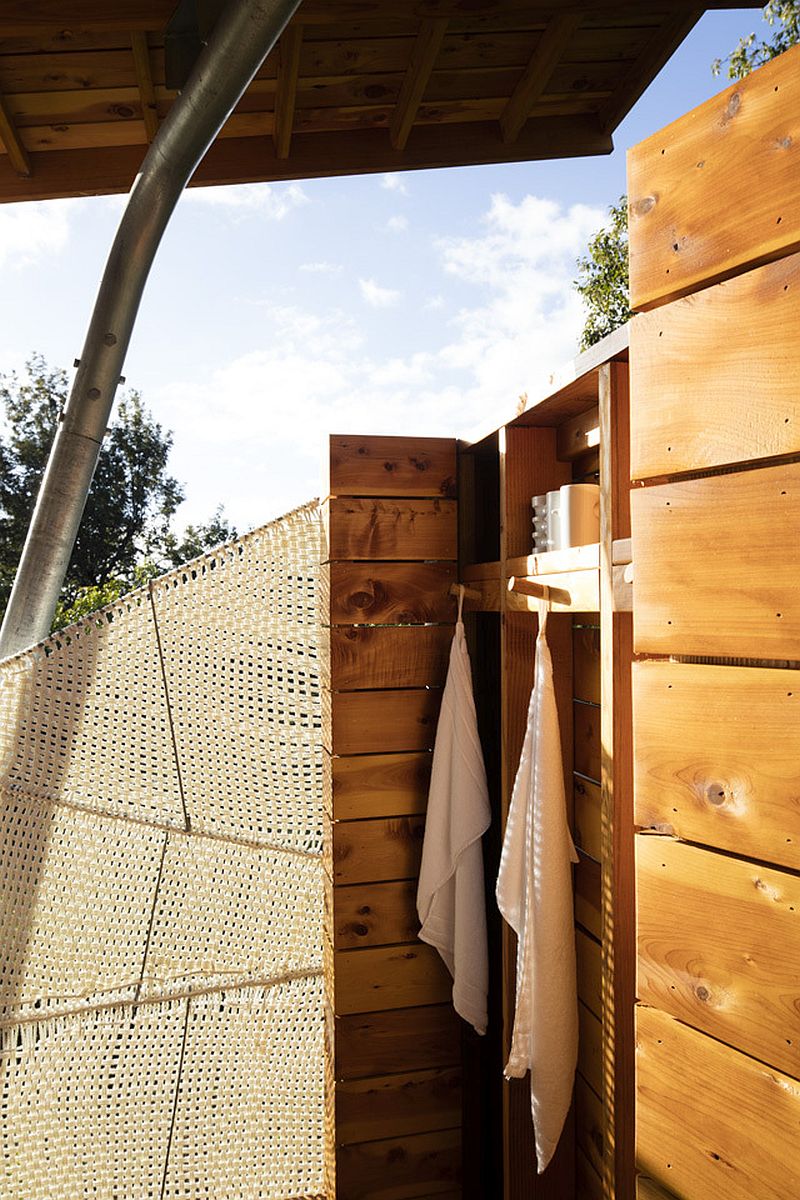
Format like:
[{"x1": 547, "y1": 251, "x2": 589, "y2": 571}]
[
  {"x1": 417, "y1": 587, "x2": 491, "y2": 1035},
  {"x1": 496, "y1": 599, "x2": 579, "y2": 1173}
]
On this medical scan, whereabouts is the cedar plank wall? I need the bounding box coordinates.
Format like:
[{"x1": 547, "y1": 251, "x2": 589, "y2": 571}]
[
  {"x1": 323, "y1": 435, "x2": 463, "y2": 1200},
  {"x1": 627, "y1": 46, "x2": 800, "y2": 1200}
]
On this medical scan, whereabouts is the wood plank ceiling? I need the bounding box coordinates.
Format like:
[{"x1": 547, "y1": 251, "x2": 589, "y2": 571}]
[{"x1": 0, "y1": 2, "x2": 744, "y2": 203}]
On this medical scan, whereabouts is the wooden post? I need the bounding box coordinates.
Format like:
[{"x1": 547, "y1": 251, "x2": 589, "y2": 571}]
[{"x1": 323, "y1": 434, "x2": 463, "y2": 1198}]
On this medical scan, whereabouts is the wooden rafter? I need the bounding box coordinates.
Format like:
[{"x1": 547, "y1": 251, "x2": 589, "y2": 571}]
[
  {"x1": 0, "y1": 91, "x2": 31, "y2": 177},
  {"x1": 274, "y1": 24, "x2": 303, "y2": 160},
  {"x1": 131, "y1": 30, "x2": 159, "y2": 143},
  {"x1": 0, "y1": 1, "x2": 765, "y2": 36},
  {"x1": 389, "y1": 17, "x2": 448, "y2": 152},
  {"x1": 499, "y1": 11, "x2": 582, "y2": 144},
  {"x1": 597, "y1": 9, "x2": 703, "y2": 135}
]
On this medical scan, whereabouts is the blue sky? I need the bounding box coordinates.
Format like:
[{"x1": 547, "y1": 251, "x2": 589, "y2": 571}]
[{"x1": 0, "y1": 9, "x2": 765, "y2": 535}]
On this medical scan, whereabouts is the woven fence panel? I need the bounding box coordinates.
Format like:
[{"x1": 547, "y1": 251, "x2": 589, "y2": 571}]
[
  {"x1": 0, "y1": 501, "x2": 325, "y2": 1199},
  {"x1": 150, "y1": 506, "x2": 323, "y2": 852}
]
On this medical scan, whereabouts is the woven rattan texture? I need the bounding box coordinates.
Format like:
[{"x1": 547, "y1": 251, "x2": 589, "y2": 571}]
[
  {"x1": 0, "y1": 501, "x2": 325, "y2": 1199},
  {"x1": 151, "y1": 507, "x2": 323, "y2": 852}
]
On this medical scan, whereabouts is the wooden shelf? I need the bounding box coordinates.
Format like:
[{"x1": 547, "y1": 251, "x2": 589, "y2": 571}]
[{"x1": 460, "y1": 541, "x2": 632, "y2": 614}]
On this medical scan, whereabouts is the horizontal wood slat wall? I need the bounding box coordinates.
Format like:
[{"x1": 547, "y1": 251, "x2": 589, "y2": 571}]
[
  {"x1": 628, "y1": 44, "x2": 800, "y2": 311},
  {"x1": 628, "y1": 64, "x2": 800, "y2": 1200},
  {"x1": 324, "y1": 434, "x2": 462, "y2": 1199}
]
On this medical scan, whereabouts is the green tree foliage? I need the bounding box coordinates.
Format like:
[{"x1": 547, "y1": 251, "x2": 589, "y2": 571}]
[
  {"x1": 713, "y1": 1, "x2": 800, "y2": 79},
  {"x1": 0, "y1": 354, "x2": 236, "y2": 628},
  {"x1": 574, "y1": 197, "x2": 631, "y2": 352}
]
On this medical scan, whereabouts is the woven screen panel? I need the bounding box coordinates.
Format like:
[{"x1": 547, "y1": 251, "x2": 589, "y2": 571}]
[
  {"x1": 0, "y1": 789, "x2": 165, "y2": 1024},
  {"x1": 151, "y1": 502, "x2": 323, "y2": 852},
  {"x1": 163, "y1": 978, "x2": 325, "y2": 1200},
  {"x1": 139, "y1": 833, "x2": 323, "y2": 1002},
  {"x1": 0, "y1": 500, "x2": 326, "y2": 1198},
  {"x1": 0, "y1": 999, "x2": 186, "y2": 1199},
  {"x1": 0, "y1": 589, "x2": 184, "y2": 827}
]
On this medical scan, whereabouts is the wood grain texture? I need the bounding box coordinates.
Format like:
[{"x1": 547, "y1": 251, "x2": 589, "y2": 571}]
[
  {"x1": 500, "y1": 11, "x2": 581, "y2": 142},
  {"x1": 599, "y1": 359, "x2": 636, "y2": 1200},
  {"x1": 636, "y1": 1180, "x2": 677, "y2": 1200},
  {"x1": 630, "y1": 252, "x2": 800, "y2": 479},
  {"x1": 327, "y1": 687, "x2": 442, "y2": 755},
  {"x1": 576, "y1": 1148, "x2": 603, "y2": 1200},
  {"x1": 574, "y1": 775, "x2": 601, "y2": 862},
  {"x1": 332, "y1": 815, "x2": 425, "y2": 886},
  {"x1": 573, "y1": 624, "x2": 601, "y2": 704},
  {"x1": 578, "y1": 1001, "x2": 603, "y2": 1098},
  {"x1": 637, "y1": 834, "x2": 800, "y2": 1079},
  {"x1": 633, "y1": 661, "x2": 800, "y2": 869},
  {"x1": 327, "y1": 751, "x2": 431, "y2": 820},
  {"x1": 503, "y1": 425, "x2": 571, "y2": 559},
  {"x1": 335, "y1": 1004, "x2": 460, "y2": 1080},
  {"x1": 574, "y1": 702, "x2": 601, "y2": 782},
  {"x1": 325, "y1": 497, "x2": 458, "y2": 561},
  {"x1": 637, "y1": 1003, "x2": 800, "y2": 1200},
  {"x1": 632, "y1": 462, "x2": 800, "y2": 657},
  {"x1": 575, "y1": 851, "x2": 601, "y2": 941},
  {"x1": 390, "y1": 16, "x2": 448, "y2": 150},
  {"x1": 274, "y1": 23, "x2": 302, "y2": 158},
  {"x1": 557, "y1": 405, "x2": 600, "y2": 463},
  {"x1": 327, "y1": 624, "x2": 452, "y2": 690},
  {"x1": 576, "y1": 1072, "x2": 604, "y2": 1179},
  {"x1": 336, "y1": 1128, "x2": 461, "y2": 1199},
  {"x1": 506, "y1": 569, "x2": 600, "y2": 615},
  {"x1": 329, "y1": 434, "x2": 457, "y2": 499},
  {"x1": 130, "y1": 30, "x2": 157, "y2": 142},
  {"x1": 577, "y1": 927, "x2": 602, "y2": 1019},
  {"x1": 628, "y1": 43, "x2": 800, "y2": 311},
  {"x1": 337, "y1": 1066, "x2": 461, "y2": 1143},
  {"x1": 326, "y1": 561, "x2": 457, "y2": 625},
  {"x1": 333, "y1": 879, "x2": 420, "y2": 949},
  {"x1": 335, "y1": 942, "x2": 452, "y2": 1014}
]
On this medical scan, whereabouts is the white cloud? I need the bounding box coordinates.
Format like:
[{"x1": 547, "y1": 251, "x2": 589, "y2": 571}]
[
  {"x1": 380, "y1": 173, "x2": 408, "y2": 195},
  {"x1": 299, "y1": 261, "x2": 342, "y2": 274},
  {"x1": 182, "y1": 181, "x2": 309, "y2": 220},
  {"x1": 386, "y1": 214, "x2": 409, "y2": 233},
  {"x1": 152, "y1": 192, "x2": 606, "y2": 529},
  {"x1": 359, "y1": 278, "x2": 401, "y2": 308},
  {"x1": 0, "y1": 199, "x2": 80, "y2": 270}
]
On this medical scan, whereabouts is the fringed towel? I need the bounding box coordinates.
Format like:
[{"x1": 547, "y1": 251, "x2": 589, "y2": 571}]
[
  {"x1": 417, "y1": 586, "x2": 491, "y2": 1035},
  {"x1": 496, "y1": 599, "x2": 579, "y2": 1172}
]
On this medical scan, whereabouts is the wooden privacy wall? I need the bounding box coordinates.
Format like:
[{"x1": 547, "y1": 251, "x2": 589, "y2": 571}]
[
  {"x1": 628, "y1": 47, "x2": 800, "y2": 1200},
  {"x1": 322, "y1": 435, "x2": 463, "y2": 1200},
  {"x1": 459, "y1": 346, "x2": 634, "y2": 1200}
]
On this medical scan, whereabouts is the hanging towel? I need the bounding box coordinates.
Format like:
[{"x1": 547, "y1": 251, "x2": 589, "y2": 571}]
[
  {"x1": 496, "y1": 598, "x2": 579, "y2": 1173},
  {"x1": 417, "y1": 586, "x2": 491, "y2": 1036}
]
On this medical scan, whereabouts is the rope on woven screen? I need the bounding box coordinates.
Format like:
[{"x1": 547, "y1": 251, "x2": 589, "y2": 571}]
[{"x1": 0, "y1": 500, "x2": 326, "y2": 1200}]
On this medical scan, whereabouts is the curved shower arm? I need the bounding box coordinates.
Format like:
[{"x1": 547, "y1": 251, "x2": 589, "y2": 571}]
[{"x1": 0, "y1": 0, "x2": 301, "y2": 660}]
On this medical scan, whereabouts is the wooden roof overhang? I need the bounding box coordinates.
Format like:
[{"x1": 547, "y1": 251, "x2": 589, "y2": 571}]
[{"x1": 0, "y1": 2, "x2": 757, "y2": 204}]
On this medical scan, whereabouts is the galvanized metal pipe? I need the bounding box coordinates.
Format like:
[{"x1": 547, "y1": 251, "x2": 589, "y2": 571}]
[{"x1": 0, "y1": 0, "x2": 301, "y2": 660}]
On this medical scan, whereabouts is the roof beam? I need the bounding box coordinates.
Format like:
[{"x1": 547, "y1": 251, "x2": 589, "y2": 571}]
[
  {"x1": 597, "y1": 9, "x2": 703, "y2": 134},
  {"x1": 500, "y1": 11, "x2": 581, "y2": 144},
  {"x1": 389, "y1": 17, "x2": 448, "y2": 152},
  {"x1": 274, "y1": 23, "x2": 303, "y2": 159},
  {"x1": 0, "y1": 116, "x2": 613, "y2": 204},
  {"x1": 0, "y1": 92, "x2": 31, "y2": 177},
  {"x1": 0, "y1": 2, "x2": 761, "y2": 37},
  {"x1": 131, "y1": 31, "x2": 159, "y2": 142}
]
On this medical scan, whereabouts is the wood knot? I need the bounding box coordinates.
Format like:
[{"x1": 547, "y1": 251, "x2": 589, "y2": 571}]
[
  {"x1": 705, "y1": 783, "x2": 729, "y2": 807},
  {"x1": 696, "y1": 985, "x2": 710, "y2": 1003},
  {"x1": 721, "y1": 92, "x2": 741, "y2": 125},
  {"x1": 383, "y1": 460, "x2": 396, "y2": 472},
  {"x1": 357, "y1": 905, "x2": 371, "y2": 916},
  {"x1": 440, "y1": 475, "x2": 457, "y2": 498},
  {"x1": 632, "y1": 195, "x2": 656, "y2": 217},
  {"x1": 352, "y1": 923, "x2": 369, "y2": 937},
  {"x1": 410, "y1": 457, "x2": 430, "y2": 472}
]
